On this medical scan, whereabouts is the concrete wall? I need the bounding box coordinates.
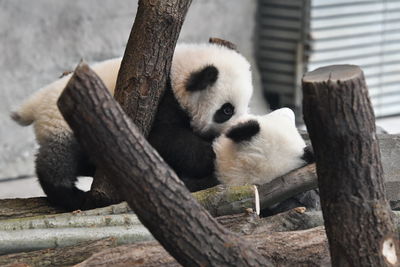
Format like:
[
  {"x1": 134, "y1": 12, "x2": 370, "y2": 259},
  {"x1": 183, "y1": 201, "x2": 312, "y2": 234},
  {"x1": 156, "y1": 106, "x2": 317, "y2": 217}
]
[{"x1": 0, "y1": 1, "x2": 267, "y2": 185}]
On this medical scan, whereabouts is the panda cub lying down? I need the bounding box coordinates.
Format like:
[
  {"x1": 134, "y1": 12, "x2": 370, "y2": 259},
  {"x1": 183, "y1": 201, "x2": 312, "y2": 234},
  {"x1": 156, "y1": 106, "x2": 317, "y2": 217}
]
[{"x1": 213, "y1": 108, "x2": 314, "y2": 186}]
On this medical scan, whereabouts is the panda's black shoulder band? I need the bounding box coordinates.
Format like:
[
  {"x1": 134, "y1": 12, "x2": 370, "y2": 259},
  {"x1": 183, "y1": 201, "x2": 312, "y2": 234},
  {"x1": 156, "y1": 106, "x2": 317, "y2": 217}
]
[{"x1": 226, "y1": 120, "x2": 260, "y2": 143}]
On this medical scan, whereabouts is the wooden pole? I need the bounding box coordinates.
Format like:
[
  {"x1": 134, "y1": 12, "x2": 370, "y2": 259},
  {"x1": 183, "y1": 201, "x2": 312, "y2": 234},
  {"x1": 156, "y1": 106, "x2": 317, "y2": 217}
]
[
  {"x1": 302, "y1": 65, "x2": 399, "y2": 266},
  {"x1": 58, "y1": 63, "x2": 272, "y2": 266}
]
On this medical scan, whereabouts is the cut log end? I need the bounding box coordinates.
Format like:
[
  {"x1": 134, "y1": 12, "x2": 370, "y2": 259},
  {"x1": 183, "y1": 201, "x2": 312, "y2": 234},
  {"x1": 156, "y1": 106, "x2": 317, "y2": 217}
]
[
  {"x1": 382, "y1": 237, "x2": 399, "y2": 265},
  {"x1": 303, "y1": 64, "x2": 362, "y2": 84},
  {"x1": 254, "y1": 185, "x2": 260, "y2": 215}
]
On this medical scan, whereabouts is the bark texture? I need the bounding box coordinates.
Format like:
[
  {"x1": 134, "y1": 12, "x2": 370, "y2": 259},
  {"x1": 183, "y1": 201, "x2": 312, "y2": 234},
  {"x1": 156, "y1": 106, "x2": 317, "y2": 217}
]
[
  {"x1": 114, "y1": 0, "x2": 192, "y2": 137},
  {"x1": 57, "y1": 63, "x2": 271, "y2": 266},
  {"x1": 302, "y1": 64, "x2": 399, "y2": 266},
  {"x1": 90, "y1": 0, "x2": 193, "y2": 208}
]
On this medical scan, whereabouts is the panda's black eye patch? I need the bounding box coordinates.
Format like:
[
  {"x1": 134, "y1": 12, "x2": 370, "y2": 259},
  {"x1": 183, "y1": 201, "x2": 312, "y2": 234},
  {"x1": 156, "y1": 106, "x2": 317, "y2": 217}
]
[
  {"x1": 226, "y1": 120, "x2": 260, "y2": 143},
  {"x1": 186, "y1": 65, "x2": 219, "y2": 92},
  {"x1": 213, "y1": 103, "x2": 235, "y2": 123}
]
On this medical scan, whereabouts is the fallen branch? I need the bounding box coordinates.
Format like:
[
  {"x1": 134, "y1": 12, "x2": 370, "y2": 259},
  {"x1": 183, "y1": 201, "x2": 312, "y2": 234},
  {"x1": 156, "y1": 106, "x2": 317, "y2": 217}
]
[
  {"x1": 0, "y1": 214, "x2": 142, "y2": 231},
  {"x1": 0, "y1": 225, "x2": 152, "y2": 255},
  {"x1": 193, "y1": 184, "x2": 257, "y2": 216},
  {"x1": 0, "y1": 238, "x2": 117, "y2": 267}
]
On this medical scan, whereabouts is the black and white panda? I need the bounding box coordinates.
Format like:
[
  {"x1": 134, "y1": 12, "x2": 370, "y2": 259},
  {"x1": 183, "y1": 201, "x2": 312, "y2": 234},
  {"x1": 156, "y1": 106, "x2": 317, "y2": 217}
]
[
  {"x1": 213, "y1": 108, "x2": 314, "y2": 186},
  {"x1": 11, "y1": 41, "x2": 254, "y2": 210}
]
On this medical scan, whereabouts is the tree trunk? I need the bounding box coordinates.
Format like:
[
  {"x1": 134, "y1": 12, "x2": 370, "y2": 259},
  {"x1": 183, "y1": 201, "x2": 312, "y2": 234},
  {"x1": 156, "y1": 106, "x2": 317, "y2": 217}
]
[
  {"x1": 90, "y1": 0, "x2": 193, "y2": 207},
  {"x1": 57, "y1": 63, "x2": 272, "y2": 266},
  {"x1": 302, "y1": 65, "x2": 399, "y2": 266}
]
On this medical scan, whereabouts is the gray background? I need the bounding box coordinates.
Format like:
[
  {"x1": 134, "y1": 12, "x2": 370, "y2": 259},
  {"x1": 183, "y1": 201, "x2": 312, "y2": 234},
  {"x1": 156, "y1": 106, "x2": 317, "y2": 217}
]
[{"x1": 0, "y1": 0, "x2": 268, "y2": 197}]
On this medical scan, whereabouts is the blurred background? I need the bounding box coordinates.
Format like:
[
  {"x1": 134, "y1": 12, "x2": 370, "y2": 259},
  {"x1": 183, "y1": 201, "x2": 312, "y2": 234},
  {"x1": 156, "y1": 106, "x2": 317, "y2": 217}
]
[{"x1": 1, "y1": 0, "x2": 399, "y2": 198}]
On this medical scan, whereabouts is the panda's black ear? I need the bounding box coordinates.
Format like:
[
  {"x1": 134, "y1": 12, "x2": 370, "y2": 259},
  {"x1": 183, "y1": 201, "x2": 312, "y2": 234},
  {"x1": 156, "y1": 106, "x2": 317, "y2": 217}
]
[
  {"x1": 226, "y1": 120, "x2": 260, "y2": 143},
  {"x1": 186, "y1": 65, "x2": 218, "y2": 92}
]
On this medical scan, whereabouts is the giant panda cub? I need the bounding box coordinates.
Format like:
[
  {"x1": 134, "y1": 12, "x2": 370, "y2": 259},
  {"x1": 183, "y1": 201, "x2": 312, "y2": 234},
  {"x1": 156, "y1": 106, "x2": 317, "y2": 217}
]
[
  {"x1": 213, "y1": 108, "x2": 314, "y2": 186},
  {"x1": 12, "y1": 41, "x2": 253, "y2": 210}
]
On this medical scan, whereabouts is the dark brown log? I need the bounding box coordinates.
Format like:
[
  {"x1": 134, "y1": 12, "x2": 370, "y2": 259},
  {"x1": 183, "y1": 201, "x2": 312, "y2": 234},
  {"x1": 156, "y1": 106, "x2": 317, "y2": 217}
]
[
  {"x1": 57, "y1": 63, "x2": 272, "y2": 266},
  {"x1": 0, "y1": 238, "x2": 116, "y2": 267},
  {"x1": 302, "y1": 65, "x2": 399, "y2": 266},
  {"x1": 90, "y1": 0, "x2": 193, "y2": 208},
  {"x1": 76, "y1": 227, "x2": 330, "y2": 267}
]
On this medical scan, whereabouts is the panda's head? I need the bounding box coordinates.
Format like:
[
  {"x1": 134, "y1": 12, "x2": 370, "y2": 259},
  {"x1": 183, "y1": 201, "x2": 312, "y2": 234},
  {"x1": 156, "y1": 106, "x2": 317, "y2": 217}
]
[
  {"x1": 213, "y1": 108, "x2": 314, "y2": 186},
  {"x1": 171, "y1": 41, "x2": 253, "y2": 137}
]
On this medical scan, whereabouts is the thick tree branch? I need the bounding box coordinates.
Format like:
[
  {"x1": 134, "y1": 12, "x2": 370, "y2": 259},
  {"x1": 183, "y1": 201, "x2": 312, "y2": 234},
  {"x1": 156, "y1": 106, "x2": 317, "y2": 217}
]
[
  {"x1": 57, "y1": 63, "x2": 272, "y2": 266},
  {"x1": 303, "y1": 65, "x2": 399, "y2": 266}
]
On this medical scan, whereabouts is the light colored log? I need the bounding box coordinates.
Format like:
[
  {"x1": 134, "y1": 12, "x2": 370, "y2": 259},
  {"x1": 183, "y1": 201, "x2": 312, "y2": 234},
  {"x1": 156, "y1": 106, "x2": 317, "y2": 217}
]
[
  {"x1": 0, "y1": 214, "x2": 140, "y2": 231},
  {"x1": 0, "y1": 225, "x2": 152, "y2": 255}
]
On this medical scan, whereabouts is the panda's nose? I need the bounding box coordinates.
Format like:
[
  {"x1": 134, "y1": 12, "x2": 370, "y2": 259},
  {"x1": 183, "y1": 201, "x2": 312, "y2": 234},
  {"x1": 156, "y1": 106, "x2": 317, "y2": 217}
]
[{"x1": 301, "y1": 145, "x2": 315, "y2": 164}]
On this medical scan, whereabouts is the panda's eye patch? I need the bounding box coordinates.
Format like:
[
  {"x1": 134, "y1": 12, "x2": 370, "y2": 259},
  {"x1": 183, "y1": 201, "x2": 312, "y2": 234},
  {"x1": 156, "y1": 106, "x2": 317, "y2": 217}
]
[{"x1": 213, "y1": 103, "x2": 235, "y2": 123}]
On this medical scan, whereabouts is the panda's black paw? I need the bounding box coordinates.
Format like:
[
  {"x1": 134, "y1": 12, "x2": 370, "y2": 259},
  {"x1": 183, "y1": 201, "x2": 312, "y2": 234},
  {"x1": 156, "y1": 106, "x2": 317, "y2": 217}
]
[{"x1": 302, "y1": 145, "x2": 315, "y2": 164}]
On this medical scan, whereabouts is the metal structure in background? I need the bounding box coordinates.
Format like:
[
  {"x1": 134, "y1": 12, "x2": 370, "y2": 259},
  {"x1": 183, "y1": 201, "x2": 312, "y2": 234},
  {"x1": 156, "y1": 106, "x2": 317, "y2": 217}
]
[{"x1": 257, "y1": 0, "x2": 400, "y2": 119}]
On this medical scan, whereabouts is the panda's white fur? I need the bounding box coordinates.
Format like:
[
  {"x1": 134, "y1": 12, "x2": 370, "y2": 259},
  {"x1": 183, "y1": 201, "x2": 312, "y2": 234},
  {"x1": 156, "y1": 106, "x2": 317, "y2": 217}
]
[
  {"x1": 12, "y1": 58, "x2": 121, "y2": 146},
  {"x1": 213, "y1": 108, "x2": 308, "y2": 186}
]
